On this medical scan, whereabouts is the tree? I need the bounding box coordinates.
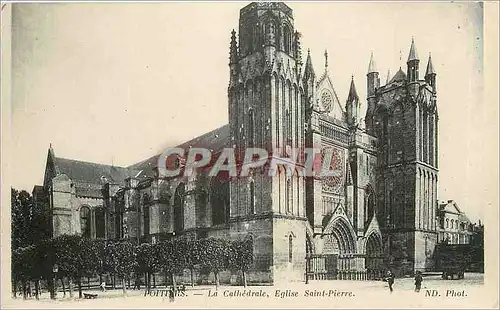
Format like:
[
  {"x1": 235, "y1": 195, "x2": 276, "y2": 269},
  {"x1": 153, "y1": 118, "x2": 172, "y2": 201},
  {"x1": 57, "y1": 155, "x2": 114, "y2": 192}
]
[
  {"x1": 229, "y1": 237, "x2": 254, "y2": 287},
  {"x1": 185, "y1": 239, "x2": 203, "y2": 287},
  {"x1": 92, "y1": 239, "x2": 108, "y2": 284},
  {"x1": 52, "y1": 235, "x2": 79, "y2": 298},
  {"x1": 136, "y1": 243, "x2": 158, "y2": 294},
  {"x1": 11, "y1": 188, "x2": 51, "y2": 250},
  {"x1": 199, "y1": 237, "x2": 230, "y2": 290},
  {"x1": 36, "y1": 239, "x2": 56, "y2": 300},
  {"x1": 77, "y1": 237, "x2": 100, "y2": 296},
  {"x1": 52, "y1": 235, "x2": 99, "y2": 298},
  {"x1": 11, "y1": 247, "x2": 22, "y2": 298},
  {"x1": 106, "y1": 241, "x2": 137, "y2": 296},
  {"x1": 12, "y1": 246, "x2": 34, "y2": 299},
  {"x1": 11, "y1": 187, "x2": 53, "y2": 299},
  {"x1": 11, "y1": 188, "x2": 29, "y2": 249},
  {"x1": 155, "y1": 239, "x2": 186, "y2": 293}
]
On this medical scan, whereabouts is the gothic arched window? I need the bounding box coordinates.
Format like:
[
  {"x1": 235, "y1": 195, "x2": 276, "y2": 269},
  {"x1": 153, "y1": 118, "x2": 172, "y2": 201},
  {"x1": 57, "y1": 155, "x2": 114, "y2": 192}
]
[
  {"x1": 283, "y1": 26, "x2": 291, "y2": 54},
  {"x1": 80, "y1": 206, "x2": 91, "y2": 238},
  {"x1": 286, "y1": 178, "x2": 291, "y2": 213},
  {"x1": 285, "y1": 109, "x2": 291, "y2": 147},
  {"x1": 247, "y1": 27, "x2": 254, "y2": 54},
  {"x1": 446, "y1": 218, "x2": 449, "y2": 228},
  {"x1": 211, "y1": 177, "x2": 230, "y2": 225},
  {"x1": 174, "y1": 183, "x2": 185, "y2": 233},
  {"x1": 114, "y1": 195, "x2": 125, "y2": 239},
  {"x1": 95, "y1": 207, "x2": 105, "y2": 239},
  {"x1": 248, "y1": 109, "x2": 255, "y2": 148}
]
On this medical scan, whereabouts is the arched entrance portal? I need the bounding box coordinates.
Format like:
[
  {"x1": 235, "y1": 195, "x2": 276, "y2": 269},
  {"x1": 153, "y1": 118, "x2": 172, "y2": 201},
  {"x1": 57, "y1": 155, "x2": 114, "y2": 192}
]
[
  {"x1": 321, "y1": 216, "x2": 358, "y2": 277},
  {"x1": 323, "y1": 217, "x2": 356, "y2": 255},
  {"x1": 365, "y1": 232, "x2": 384, "y2": 279}
]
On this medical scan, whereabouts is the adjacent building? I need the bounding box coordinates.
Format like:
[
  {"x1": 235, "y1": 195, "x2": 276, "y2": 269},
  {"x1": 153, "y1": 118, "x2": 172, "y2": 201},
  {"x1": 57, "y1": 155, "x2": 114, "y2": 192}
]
[{"x1": 437, "y1": 200, "x2": 476, "y2": 245}]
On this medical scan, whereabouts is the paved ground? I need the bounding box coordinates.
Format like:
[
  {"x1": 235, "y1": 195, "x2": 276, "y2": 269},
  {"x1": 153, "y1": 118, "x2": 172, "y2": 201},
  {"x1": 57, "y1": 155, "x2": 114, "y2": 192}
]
[{"x1": 3, "y1": 273, "x2": 494, "y2": 309}]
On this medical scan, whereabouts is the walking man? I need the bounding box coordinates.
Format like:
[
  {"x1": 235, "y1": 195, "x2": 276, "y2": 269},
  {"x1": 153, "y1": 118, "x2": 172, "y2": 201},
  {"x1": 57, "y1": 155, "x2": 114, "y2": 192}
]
[
  {"x1": 100, "y1": 281, "x2": 106, "y2": 292},
  {"x1": 414, "y1": 271, "x2": 423, "y2": 292},
  {"x1": 168, "y1": 287, "x2": 175, "y2": 303},
  {"x1": 386, "y1": 270, "x2": 395, "y2": 293},
  {"x1": 133, "y1": 277, "x2": 141, "y2": 290}
]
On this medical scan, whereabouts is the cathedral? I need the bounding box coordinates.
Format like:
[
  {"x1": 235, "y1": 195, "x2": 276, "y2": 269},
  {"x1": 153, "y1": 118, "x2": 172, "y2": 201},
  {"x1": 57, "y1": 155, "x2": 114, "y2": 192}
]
[{"x1": 36, "y1": 2, "x2": 440, "y2": 283}]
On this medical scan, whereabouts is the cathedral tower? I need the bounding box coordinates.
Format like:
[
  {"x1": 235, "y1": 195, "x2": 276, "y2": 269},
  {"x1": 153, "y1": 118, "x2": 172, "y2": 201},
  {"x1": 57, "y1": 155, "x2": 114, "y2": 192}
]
[
  {"x1": 367, "y1": 39, "x2": 439, "y2": 273},
  {"x1": 227, "y1": 2, "x2": 307, "y2": 283}
]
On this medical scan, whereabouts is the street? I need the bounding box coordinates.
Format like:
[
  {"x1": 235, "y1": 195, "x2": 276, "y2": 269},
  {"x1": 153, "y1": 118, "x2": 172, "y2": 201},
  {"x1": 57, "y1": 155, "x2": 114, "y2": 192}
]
[{"x1": 3, "y1": 273, "x2": 493, "y2": 309}]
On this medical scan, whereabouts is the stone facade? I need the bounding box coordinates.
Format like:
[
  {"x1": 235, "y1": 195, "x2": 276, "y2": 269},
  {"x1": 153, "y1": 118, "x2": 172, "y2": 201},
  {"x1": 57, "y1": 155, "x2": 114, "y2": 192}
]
[
  {"x1": 34, "y1": 2, "x2": 469, "y2": 282},
  {"x1": 437, "y1": 200, "x2": 475, "y2": 245}
]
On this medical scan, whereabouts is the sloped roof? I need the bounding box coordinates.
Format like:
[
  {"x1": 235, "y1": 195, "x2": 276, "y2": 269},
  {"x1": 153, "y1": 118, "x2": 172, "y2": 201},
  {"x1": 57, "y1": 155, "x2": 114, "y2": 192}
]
[
  {"x1": 389, "y1": 68, "x2": 407, "y2": 83},
  {"x1": 129, "y1": 124, "x2": 230, "y2": 177},
  {"x1": 54, "y1": 157, "x2": 139, "y2": 185},
  {"x1": 439, "y1": 200, "x2": 462, "y2": 215},
  {"x1": 458, "y1": 212, "x2": 471, "y2": 224}
]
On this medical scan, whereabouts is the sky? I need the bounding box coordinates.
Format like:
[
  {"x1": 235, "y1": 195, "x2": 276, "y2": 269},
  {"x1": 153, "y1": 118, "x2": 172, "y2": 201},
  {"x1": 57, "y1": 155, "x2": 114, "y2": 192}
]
[{"x1": 10, "y1": 1, "x2": 490, "y2": 223}]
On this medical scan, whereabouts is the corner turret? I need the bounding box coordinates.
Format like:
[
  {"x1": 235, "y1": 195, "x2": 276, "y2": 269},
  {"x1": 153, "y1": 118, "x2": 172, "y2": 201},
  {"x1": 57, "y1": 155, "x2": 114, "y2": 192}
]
[
  {"x1": 365, "y1": 52, "x2": 380, "y2": 134},
  {"x1": 425, "y1": 53, "x2": 437, "y2": 92},
  {"x1": 407, "y1": 38, "x2": 420, "y2": 83},
  {"x1": 346, "y1": 76, "x2": 359, "y2": 128}
]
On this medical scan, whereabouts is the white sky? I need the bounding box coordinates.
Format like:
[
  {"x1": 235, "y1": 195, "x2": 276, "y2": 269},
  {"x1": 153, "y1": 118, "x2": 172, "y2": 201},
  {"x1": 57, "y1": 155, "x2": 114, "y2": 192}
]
[{"x1": 11, "y1": 2, "x2": 488, "y2": 223}]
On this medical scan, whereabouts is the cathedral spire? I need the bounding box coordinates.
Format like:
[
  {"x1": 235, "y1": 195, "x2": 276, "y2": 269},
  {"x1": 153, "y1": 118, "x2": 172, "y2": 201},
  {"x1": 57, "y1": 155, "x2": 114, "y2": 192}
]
[
  {"x1": 425, "y1": 53, "x2": 436, "y2": 75},
  {"x1": 346, "y1": 76, "x2": 359, "y2": 128},
  {"x1": 386, "y1": 69, "x2": 391, "y2": 84},
  {"x1": 407, "y1": 37, "x2": 420, "y2": 82},
  {"x1": 347, "y1": 75, "x2": 359, "y2": 103},
  {"x1": 303, "y1": 49, "x2": 315, "y2": 80},
  {"x1": 425, "y1": 53, "x2": 437, "y2": 92},
  {"x1": 367, "y1": 52, "x2": 377, "y2": 73},
  {"x1": 407, "y1": 37, "x2": 419, "y2": 62},
  {"x1": 366, "y1": 52, "x2": 380, "y2": 134}
]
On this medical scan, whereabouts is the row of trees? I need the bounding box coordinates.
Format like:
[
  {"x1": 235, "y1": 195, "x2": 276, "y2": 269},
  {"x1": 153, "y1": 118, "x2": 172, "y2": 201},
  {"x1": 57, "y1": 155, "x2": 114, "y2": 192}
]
[
  {"x1": 11, "y1": 188, "x2": 51, "y2": 249},
  {"x1": 12, "y1": 234, "x2": 254, "y2": 299}
]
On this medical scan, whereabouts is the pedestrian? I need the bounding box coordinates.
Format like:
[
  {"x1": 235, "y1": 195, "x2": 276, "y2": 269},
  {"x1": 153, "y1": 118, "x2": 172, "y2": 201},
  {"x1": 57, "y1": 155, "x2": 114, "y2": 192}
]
[
  {"x1": 386, "y1": 270, "x2": 395, "y2": 293},
  {"x1": 100, "y1": 281, "x2": 106, "y2": 292},
  {"x1": 26, "y1": 283, "x2": 32, "y2": 298},
  {"x1": 133, "y1": 277, "x2": 141, "y2": 290},
  {"x1": 168, "y1": 287, "x2": 175, "y2": 303},
  {"x1": 414, "y1": 271, "x2": 423, "y2": 292}
]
